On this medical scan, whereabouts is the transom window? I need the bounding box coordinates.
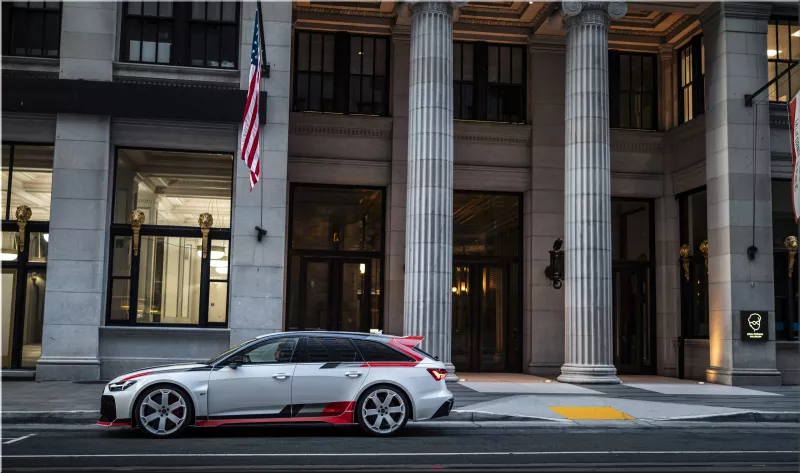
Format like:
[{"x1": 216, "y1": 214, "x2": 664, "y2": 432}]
[
  {"x1": 293, "y1": 31, "x2": 389, "y2": 116},
  {"x1": 610, "y1": 51, "x2": 658, "y2": 130},
  {"x1": 2, "y1": 2, "x2": 61, "y2": 58},
  {"x1": 454, "y1": 42, "x2": 526, "y2": 123},
  {"x1": 767, "y1": 18, "x2": 800, "y2": 102},
  {"x1": 678, "y1": 35, "x2": 705, "y2": 124},
  {"x1": 121, "y1": 1, "x2": 239, "y2": 69},
  {"x1": 107, "y1": 148, "x2": 233, "y2": 327}
]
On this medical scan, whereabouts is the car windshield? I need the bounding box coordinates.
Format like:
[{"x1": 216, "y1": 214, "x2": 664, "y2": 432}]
[{"x1": 205, "y1": 340, "x2": 252, "y2": 365}]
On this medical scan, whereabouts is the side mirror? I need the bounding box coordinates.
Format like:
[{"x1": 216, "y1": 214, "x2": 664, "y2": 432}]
[{"x1": 228, "y1": 356, "x2": 242, "y2": 370}]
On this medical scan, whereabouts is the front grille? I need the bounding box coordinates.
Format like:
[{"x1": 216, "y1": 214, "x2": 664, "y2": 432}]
[{"x1": 100, "y1": 395, "x2": 116, "y2": 422}]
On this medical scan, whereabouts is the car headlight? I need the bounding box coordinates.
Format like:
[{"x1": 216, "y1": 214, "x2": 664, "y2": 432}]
[{"x1": 108, "y1": 380, "x2": 137, "y2": 392}]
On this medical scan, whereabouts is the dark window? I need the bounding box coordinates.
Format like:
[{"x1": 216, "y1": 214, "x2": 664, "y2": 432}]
[
  {"x1": 302, "y1": 337, "x2": 362, "y2": 363},
  {"x1": 768, "y1": 18, "x2": 800, "y2": 102},
  {"x1": 240, "y1": 337, "x2": 299, "y2": 364},
  {"x1": 678, "y1": 35, "x2": 705, "y2": 124},
  {"x1": 353, "y1": 339, "x2": 413, "y2": 362},
  {"x1": 121, "y1": 1, "x2": 238, "y2": 69},
  {"x1": 772, "y1": 179, "x2": 799, "y2": 340},
  {"x1": 678, "y1": 188, "x2": 708, "y2": 339},
  {"x1": 454, "y1": 42, "x2": 525, "y2": 123},
  {"x1": 610, "y1": 51, "x2": 658, "y2": 130},
  {"x1": 106, "y1": 148, "x2": 233, "y2": 327},
  {"x1": 294, "y1": 31, "x2": 389, "y2": 116},
  {"x1": 2, "y1": 2, "x2": 62, "y2": 58}
]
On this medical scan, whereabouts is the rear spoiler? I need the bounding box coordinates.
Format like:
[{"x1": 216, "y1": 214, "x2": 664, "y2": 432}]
[{"x1": 394, "y1": 335, "x2": 424, "y2": 348}]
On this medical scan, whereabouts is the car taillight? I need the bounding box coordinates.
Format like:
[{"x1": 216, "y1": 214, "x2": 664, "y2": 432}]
[{"x1": 427, "y1": 368, "x2": 447, "y2": 381}]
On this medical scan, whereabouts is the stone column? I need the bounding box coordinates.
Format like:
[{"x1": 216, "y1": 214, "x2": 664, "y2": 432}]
[
  {"x1": 37, "y1": 1, "x2": 117, "y2": 380},
  {"x1": 659, "y1": 44, "x2": 675, "y2": 132},
  {"x1": 228, "y1": 1, "x2": 292, "y2": 345},
  {"x1": 655, "y1": 179, "x2": 681, "y2": 377},
  {"x1": 701, "y1": 3, "x2": 781, "y2": 385},
  {"x1": 558, "y1": 1, "x2": 626, "y2": 384},
  {"x1": 404, "y1": 1, "x2": 456, "y2": 377}
]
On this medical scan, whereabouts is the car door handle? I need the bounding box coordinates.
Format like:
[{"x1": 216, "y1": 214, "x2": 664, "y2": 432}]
[
  {"x1": 344, "y1": 371, "x2": 363, "y2": 378},
  {"x1": 272, "y1": 373, "x2": 291, "y2": 380}
]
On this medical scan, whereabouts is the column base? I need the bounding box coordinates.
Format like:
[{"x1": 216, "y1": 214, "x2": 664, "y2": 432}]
[
  {"x1": 36, "y1": 357, "x2": 100, "y2": 381},
  {"x1": 706, "y1": 367, "x2": 782, "y2": 386},
  {"x1": 444, "y1": 362, "x2": 460, "y2": 383},
  {"x1": 557, "y1": 363, "x2": 620, "y2": 384}
]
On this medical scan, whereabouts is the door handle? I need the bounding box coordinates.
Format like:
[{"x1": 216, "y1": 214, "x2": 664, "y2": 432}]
[
  {"x1": 272, "y1": 373, "x2": 291, "y2": 380},
  {"x1": 344, "y1": 371, "x2": 363, "y2": 378}
]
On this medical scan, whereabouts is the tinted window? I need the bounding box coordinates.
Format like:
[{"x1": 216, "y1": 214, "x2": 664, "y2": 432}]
[
  {"x1": 304, "y1": 337, "x2": 362, "y2": 363},
  {"x1": 240, "y1": 337, "x2": 298, "y2": 364},
  {"x1": 354, "y1": 339, "x2": 413, "y2": 362}
]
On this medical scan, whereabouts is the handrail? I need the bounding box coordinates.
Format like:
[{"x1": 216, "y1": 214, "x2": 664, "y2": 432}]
[{"x1": 745, "y1": 60, "x2": 799, "y2": 106}]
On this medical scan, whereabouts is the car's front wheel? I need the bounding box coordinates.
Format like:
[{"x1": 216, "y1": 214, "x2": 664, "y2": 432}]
[
  {"x1": 134, "y1": 384, "x2": 193, "y2": 438},
  {"x1": 356, "y1": 384, "x2": 410, "y2": 436}
]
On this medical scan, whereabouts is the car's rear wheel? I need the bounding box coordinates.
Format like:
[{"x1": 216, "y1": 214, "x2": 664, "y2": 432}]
[
  {"x1": 134, "y1": 384, "x2": 193, "y2": 438},
  {"x1": 356, "y1": 384, "x2": 409, "y2": 436}
]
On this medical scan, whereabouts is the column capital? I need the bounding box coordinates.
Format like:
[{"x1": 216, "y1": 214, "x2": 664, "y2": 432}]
[
  {"x1": 562, "y1": 1, "x2": 627, "y2": 20},
  {"x1": 658, "y1": 43, "x2": 674, "y2": 61}
]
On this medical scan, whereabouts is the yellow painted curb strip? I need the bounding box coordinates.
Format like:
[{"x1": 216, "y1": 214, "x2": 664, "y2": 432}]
[{"x1": 549, "y1": 406, "x2": 635, "y2": 420}]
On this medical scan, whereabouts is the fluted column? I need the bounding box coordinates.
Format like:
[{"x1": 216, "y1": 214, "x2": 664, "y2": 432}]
[
  {"x1": 558, "y1": 0, "x2": 625, "y2": 384},
  {"x1": 404, "y1": 1, "x2": 456, "y2": 378}
]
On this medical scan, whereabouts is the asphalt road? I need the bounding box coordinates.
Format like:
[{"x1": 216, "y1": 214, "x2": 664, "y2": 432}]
[{"x1": 2, "y1": 422, "x2": 799, "y2": 472}]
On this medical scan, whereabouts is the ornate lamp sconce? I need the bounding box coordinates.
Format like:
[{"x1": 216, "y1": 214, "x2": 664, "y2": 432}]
[
  {"x1": 15, "y1": 205, "x2": 32, "y2": 253},
  {"x1": 544, "y1": 238, "x2": 564, "y2": 289},
  {"x1": 679, "y1": 244, "x2": 691, "y2": 282},
  {"x1": 199, "y1": 213, "x2": 214, "y2": 258},
  {"x1": 130, "y1": 210, "x2": 145, "y2": 257},
  {"x1": 785, "y1": 236, "x2": 798, "y2": 278},
  {"x1": 699, "y1": 240, "x2": 709, "y2": 273}
]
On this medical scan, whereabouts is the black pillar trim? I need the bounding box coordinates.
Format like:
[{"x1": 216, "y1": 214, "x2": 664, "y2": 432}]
[{"x1": 2, "y1": 76, "x2": 267, "y2": 124}]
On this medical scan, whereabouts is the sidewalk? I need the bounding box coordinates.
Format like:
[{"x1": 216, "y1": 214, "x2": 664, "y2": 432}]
[{"x1": 2, "y1": 375, "x2": 798, "y2": 425}]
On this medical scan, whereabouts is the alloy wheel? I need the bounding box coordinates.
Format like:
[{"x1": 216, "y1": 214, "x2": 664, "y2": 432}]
[
  {"x1": 138, "y1": 388, "x2": 187, "y2": 437},
  {"x1": 361, "y1": 388, "x2": 406, "y2": 434}
]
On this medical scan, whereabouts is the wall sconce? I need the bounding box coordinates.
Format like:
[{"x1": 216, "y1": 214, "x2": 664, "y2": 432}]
[
  {"x1": 15, "y1": 205, "x2": 32, "y2": 253},
  {"x1": 198, "y1": 213, "x2": 213, "y2": 258},
  {"x1": 699, "y1": 240, "x2": 708, "y2": 273},
  {"x1": 679, "y1": 244, "x2": 690, "y2": 282},
  {"x1": 786, "y1": 236, "x2": 798, "y2": 278},
  {"x1": 544, "y1": 238, "x2": 564, "y2": 289},
  {"x1": 130, "y1": 210, "x2": 145, "y2": 257}
]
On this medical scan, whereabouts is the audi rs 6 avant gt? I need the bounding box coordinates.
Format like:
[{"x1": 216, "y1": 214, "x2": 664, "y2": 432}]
[{"x1": 99, "y1": 332, "x2": 453, "y2": 437}]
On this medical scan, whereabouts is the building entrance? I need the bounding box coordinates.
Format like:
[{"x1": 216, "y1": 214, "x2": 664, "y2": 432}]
[{"x1": 452, "y1": 192, "x2": 522, "y2": 373}]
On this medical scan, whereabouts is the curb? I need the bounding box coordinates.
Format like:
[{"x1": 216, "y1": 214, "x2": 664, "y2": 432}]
[
  {"x1": 657, "y1": 411, "x2": 800, "y2": 423},
  {"x1": 439, "y1": 410, "x2": 562, "y2": 422},
  {"x1": 2, "y1": 411, "x2": 99, "y2": 425}
]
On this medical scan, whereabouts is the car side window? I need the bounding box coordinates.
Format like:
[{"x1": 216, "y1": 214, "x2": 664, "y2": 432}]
[
  {"x1": 302, "y1": 337, "x2": 363, "y2": 363},
  {"x1": 239, "y1": 337, "x2": 299, "y2": 365},
  {"x1": 353, "y1": 339, "x2": 414, "y2": 362}
]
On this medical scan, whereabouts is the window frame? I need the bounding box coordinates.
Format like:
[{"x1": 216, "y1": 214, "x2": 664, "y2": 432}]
[
  {"x1": 120, "y1": 1, "x2": 240, "y2": 70},
  {"x1": 676, "y1": 186, "x2": 709, "y2": 340},
  {"x1": 771, "y1": 178, "x2": 799, "y2": 341},
  {"x1": 292, "y1": 31, "x2": 391, "y2": 116},
  {"x1": 2, "y1": 2, "x2": 62, "y2": 59},
  {"x1": 767, "y1": 17, "x2": 800, "y2": 103},
  {"x1": 235, "y1": 336, "x2": 300, "y2": 365},
  {"x1": 105, "y1": 146, "x2": 233, "y2": 328},
  {"x1": 453, "y1": 41, "x2": 527, "y2": 123},
  {"x1": 609, "y1": 50, "x2": 659, "y2": 131},
  {"x1": 677, "y1": 34, "x2": 705, "y2": 125}
]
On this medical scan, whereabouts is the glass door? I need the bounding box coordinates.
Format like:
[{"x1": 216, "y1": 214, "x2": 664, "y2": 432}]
[
  {"x1": 1, "y1": 223, "x2": 48, "y2": 370},
  {"x1": 297, "y1": 257, "x2": 373, "y2": 332},
  {"x1": 612, "y1": 262, "x2": 652, "y2": 375},
  {"x1": 452, "y1": 262, "x2": 515, "y2": 372}
]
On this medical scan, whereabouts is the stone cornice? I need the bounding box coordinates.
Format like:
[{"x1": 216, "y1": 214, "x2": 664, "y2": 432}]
[
  {"x1": 528, "y1": 35, "x2": 566, "y2": 53},
  {"x1": 454, "y1": 132, "x2": 531, "y2": 146},
  {"x1": 610, "y1": 140, "x2": 662, "y2": 152},
  {"x1": 294, "y1": 5, "x2": 396, "y2": 18}
]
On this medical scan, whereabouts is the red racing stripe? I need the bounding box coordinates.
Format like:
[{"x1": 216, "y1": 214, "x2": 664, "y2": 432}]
[
  {"x1": 97, "y1": 420, "x2": 132, "y2": 427},
  {"x1": 120, "y1": 371, "x2": 154, "y2": 382}
]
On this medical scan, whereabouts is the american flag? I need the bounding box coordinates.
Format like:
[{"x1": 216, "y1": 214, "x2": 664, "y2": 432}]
[{"x1": 240, "y1": 10, "x2": 261, "y2": 191}]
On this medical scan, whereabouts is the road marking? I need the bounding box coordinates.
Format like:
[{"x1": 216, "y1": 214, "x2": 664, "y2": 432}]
[
  {"x1": 3, "y1": 434, "x2": 36, "y2": 445},
  {"x1": 5, "y1": 450, "x2": 798, "y2": 459},
  {"x1": 549, "y1": 406, "x2": 635, "y2": 420}
]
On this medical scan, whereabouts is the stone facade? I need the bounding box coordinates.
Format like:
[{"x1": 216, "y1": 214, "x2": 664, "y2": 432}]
[{"x1": 1, "y1": 1, "x2": 798, "y2": 385}]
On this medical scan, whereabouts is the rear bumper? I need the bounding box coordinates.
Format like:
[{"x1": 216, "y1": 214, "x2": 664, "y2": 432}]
[{"x1": 430, "y1": 397, "x2": 454, "y2": 419}]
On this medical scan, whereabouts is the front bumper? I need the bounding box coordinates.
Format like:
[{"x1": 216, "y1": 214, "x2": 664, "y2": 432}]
[
  {"x1": 97, "y1": 393, "x2": 132, "y2": 427},
  {"x1": 430, "y1": 397, "x2": 454, "y2": 419}
]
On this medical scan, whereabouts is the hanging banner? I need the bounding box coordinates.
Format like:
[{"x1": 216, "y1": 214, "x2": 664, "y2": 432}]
[{"x1": 790, "y1": 92, "x2": 800, "y2": 222}]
